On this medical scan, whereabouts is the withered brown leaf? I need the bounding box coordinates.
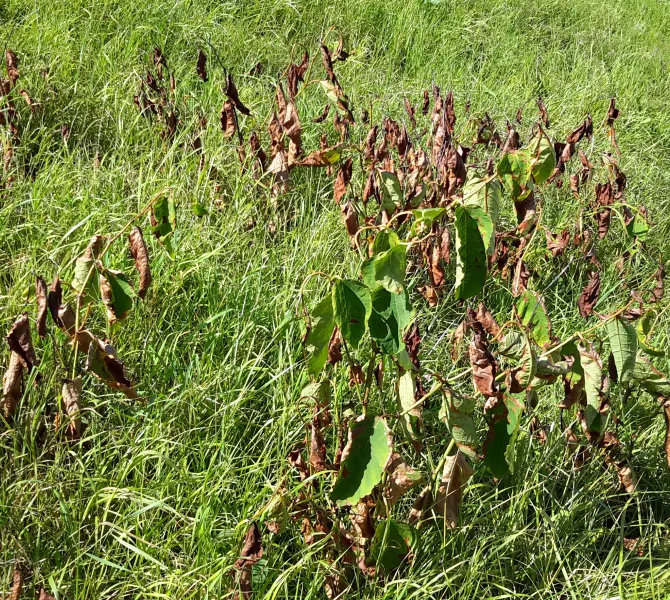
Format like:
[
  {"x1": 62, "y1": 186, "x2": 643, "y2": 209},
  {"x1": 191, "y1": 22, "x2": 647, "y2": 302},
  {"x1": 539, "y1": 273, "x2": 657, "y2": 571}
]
[
  {"x1": 6, "y1": 50, "x2": 19, "y2": 87},
  {"x1": 8, "y1": 564, "x2": 23, "y2": 600},
  {"x1": 62, "y1": 376, "x2": 83, "y2": 438},
  {"x1": 663, "y1": 400, "x2": 670, "y2": 470},
  {"x1": 341, "y1": 201, "x2": 359, "y2": 247},
  {"x1": 432, "y1": 451, "x2": 474, "y2": 528},
  {"x1": 233, "y1": 522, "x2": 264, "y2": 600},
  {"x1": 418, "y1": 284, "x2": 438, "y2": 307},
  {"x1": 313, "y1": 104, "x2": 330, "y2": 123},
  {"x1": 404, "y1": 324, "x2": 421, "y2": 370},
  {"x1": 7, "y1": 314, "x2": 39, "y2": 371},
  {"x1": 404, "y1": 97, "x2": 416, "y2": 129},
  {"x1": 47, "y1": 277, "x2": 63, "y2": 327},
  {"x1": 545, "y1": 229, "x2": 570, "y2": 257},
  {"x1": 333, "y1": 158, "x2": 353, "y2": 204},
  {"x1": 475, "y1": 303, "x2": 501, "y2": 338},
  {"x1": 2, "y1": 351, "x2": 23, "y2": 419},
  {"x1": 469, "y1": 323, "x2": 498, "y2": 397},
  {"x1": 287, "y1": 51, "x2": 309, "y2": 99},
  {"x1": 196, "y1": 50, "x2": 208, "y2": 82},
  {"x1": 310, "y1": 414, "x2": 328, "y2": 473},
  {"x1": 84, "y1": 333, "x2": 138, "y2": 399},
  {"x1": 35, "y1": 276, "x2": 48, "y2": 337},
  {"x1": 128, "y1": 227, "x2": 152, "y2": 300},
  {"x1": 578, "y1": 271, "x2": 601, "y2": 318},
  {"x1": 383, "y1": 453, "x2": 422, "y2": 508},
  {"x1": 328, "y1": 328, "x2": 342, "y2": 365},
  {"x1": 220, "y1": 100, "x2": 237, "y2": 139},
  {"x1": 422, "y1": 89, "x2": 430, "y2": 115},
  {"x1": 537, "y1": 96, "x2": 549, "y2": 128},
  {"x1": 650, "y1": 263, "x2": 665, "y2": 304},
  {"x1": 224, "y1": 74, "x2": 251, "y2": 116}
]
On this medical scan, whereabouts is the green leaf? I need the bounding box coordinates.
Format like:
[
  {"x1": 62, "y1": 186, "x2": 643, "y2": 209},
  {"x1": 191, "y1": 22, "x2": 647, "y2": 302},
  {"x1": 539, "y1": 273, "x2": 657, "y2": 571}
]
[
  {"x1": 151, "y1": 195, "x2": 177, "y2": 258},
  {"x1": 454, "y1": 205, "x2": 489, "y2": 300},
  {"x1": 496, "y1": 149, "x2": 533, "y2": 201},
  {"x1": 483, "y1": 394, "x2": 525, "y2": 477},
  {"x1": 72, "y1": 256, "x2": 99, "y2": 303},
  {"x1": 578, "y1": 344, "x2": 606, "y2": 432},
  {"x1": 462, "y1": 172, "x2": 500, "y2": 252},
  {"x1": 632, "y1": 354, "x2": 670, "y2": 397},
  {"x1": 369, "y1": 520, "x2": 419, "y2": 574},
  {"x1": 397, "y1": 370, "x2": 421, "y2": 441},
  {"x1": 380, "y1": 171, "x2": 402, "y2": 213},
  {"x1": 332, "y1": 279, "x2": 372, "y2": 349},
  {"x1": 373, "y1": 244, "x2": 407, "y2": 294},
  {"x1": 515, "y1": 290, "x2": 552, "y2": 347},
  {"x1": 636, "y1": 311, "x2": 664, "y2": 357},
  {"x1": 626, "y1": 211, "x2": 650, "y2": 240},
  {"x1": 368, "y1": 287, "x2": 413, "y2": 355},
  {"x1": 439, "y1": 388, "x2": 478, "y2": 457},
  {"x1": 373, "y1": 229, "x2": 400, "y2": 255},
  {"x1": 606, "y1": 317, "x2": 638, "y2": 384},
  {"x1": 510, "y1": 331, "x2": 537, "y2": 392},
  {"x1": 306, "y1": 295, "x2": 335, "y2": 376},
  {"x1": 528, "y1": 126, "x2": 555, "y2": 185},
  {"x1": 331, "y1": 416, "x2": 392, "y2": 506},
  {"x1": 410, "y1": 207, "x2": 446, "y2": 238},
  {"x1": 99, "y1": 268, "x2": 136, "y2": 323}
]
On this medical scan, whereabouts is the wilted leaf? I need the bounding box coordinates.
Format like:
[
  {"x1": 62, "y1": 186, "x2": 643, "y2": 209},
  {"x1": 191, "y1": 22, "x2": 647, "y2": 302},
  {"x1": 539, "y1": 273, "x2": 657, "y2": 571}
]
[
  {"x1": 128, "y1": 227, "x2": 151, "y2": 300},
  {"x1": 474, "y1": 303, "x2": 500, "y2": 338},
  {"x1": 8, "y1": 565, "x2": 22, "y2": 600},
  {"x1": 196, "y1": 50, "x2": 207, "y2": 81},
  {"x1": 606, "y1": 317, "x2": 637, "y2": 384},
  {"x1": 497, "y1": 150, "x2": 533, "y2": 201},
  {"x1": 469, "y1": 323, "x2": 498, "y2": 397},
  {"x1": 578, "y1": 271, "x2": 601, "y2": 318},
  {"x1": 397, "y1": 370, "x2": 422, "y2": 441},
  {"x1": 528, "y1": 125, "x2": 555, "y2": 184},
  {"x1": 368, "y1": 519, "x2": 419, "y2": 573},
  {"x1": 334, "y1": 158, "x2": 352, "y2": 204},
  {"x1": 7, "y1": 314, "x2": 38, "y2": 371},
  {"x1": 462, "y1": 172, "x2": 500, "y2": 254},
  {"x1": 2, "y1": 351, "x2": 23, "y2": 419},
  {"x1": 579, "y1": 344, "x2": 606, "y2": 433},
  {"x1": 454, "y1": 205, "x2": 489, "y2": 300},
  {"x1": 383, "y1": 453, "x2": 423, "y2": 508},
  {"x1": 72, "y1": 235, "x2": 105, "y2": 303},
  {"x1": 515, "y1": 290, "x2": 552, "y2": 347},
  {"x1": 233, "y1": 523, "x2": 263, "y2": 600},
  {"x1": 6, "y1": 50, "x2": 19, "y2": 86},
  {"x1": 439, "y1": 388, "x2": 478, "y2": 457},
  {"x1": 545, "y1": 229, "x2": 570, "y2": 257},
  {"x1": 150, "y1": 194, "x2": 177, "y2": 257},
  {"x1": 306, "y1": 295, "x2": 335, "y2": 376},
  {"x1": 331, "y1": 415, "x2": 392, "y2": 506},
  {"x1": 224, "y1": 74, "x2": 251, "y2": 116},
  {"x1": 35, "y1": 276, "x2": 48, "y2": 338},
  {"x1": 650, "y1": 263, "x2": 665, "y2": 304},
  {"x1": 310, "y1": 413, "x2": 328, "y2": 474},
  {"x1": 85, "y1": 334, "x2": 138, "y2": 399},
  {"x1": 62, "y1": 376, "x2": 83, "y2": 438},
  {"x1": 379, "y1": 171, "x2": 402, "y2": 213},
  {"x1": 220, "y1": 100, "x2": 238, "y2": 138},
  {"x1": 433, "y1": 451, "x2": 474, "y2": 527},
  {"x1": 483, "y1": 393, "x2": 524, "y2": 477},
  {"x1": 537, "y1": 96, "x2": 549, "y2": 128},
  {"x1": 632, "y1": 354, "x2": 670, "y2": 398},
  {"x1": 332, "y1": 279, "x2": 371, "y2": 349}
]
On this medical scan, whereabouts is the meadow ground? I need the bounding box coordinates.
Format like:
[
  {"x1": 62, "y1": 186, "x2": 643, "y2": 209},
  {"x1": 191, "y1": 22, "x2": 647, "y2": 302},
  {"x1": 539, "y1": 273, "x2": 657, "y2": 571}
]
[{"x1": 1, "y1": 0, "x2": 670, "y2": 598}]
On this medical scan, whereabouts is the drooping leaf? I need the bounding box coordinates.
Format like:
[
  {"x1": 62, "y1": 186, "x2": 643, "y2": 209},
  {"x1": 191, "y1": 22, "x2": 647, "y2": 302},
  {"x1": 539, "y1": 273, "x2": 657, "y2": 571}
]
[
  {"x1": 332, "y1": 279, "x2": 371, "y2": 349},
  {"x1": 196, "y1": 49, "x2": 208, "y2": 82},
  {"x1": 632, "y1": 354, "x2": 670, "y2": 398},
  {"x1": 439, "y1": 388, "x2": 478, "y2": 457},
  {"x1": 72, "y1": 235, "x2": 105, "y2": 303},
  {"x1": 2, "y1": 351, "x2": 23, "y2": 419},
  {"x1": 372, "y1": 244, "x2": 406, "y2": 294},
  {"x1": 150, "y1": 194, "x2": 177, "y2": 258},
  {"x1": 636, "y1": 310, "x2": 664, "y2": 357},
  {"x1": 331, "y1": 415, "x2": 392, "y2": 506},
  {"x1": 306, "y1": 295, "x2": 336, "y2": 376},
  {"x1": 224, "y1": 73, "x2": 251, "y2": 116},
  {"x1": 84, "y1": 334, "x2": 138, "y2": 399},
  {"x1": 128, "y1": 227, "x2": 152, "y2": 300},
  {"x1": 410, "y1": 207, "x2": 446, "y2": 238},
  {"x1": 368, "y1": 519, "x2": 419, "y2": 573},
  {"x1": 99, "y1": 268, "x2": 136, "y2": 323},
  {"x1": 483, "y1": 393, "x2": 525, "y2": 477},
  {"x1": 515, "y1": 290, "x2": 552, "y2": 347},
  {"x1": 462, "y1": 172, "x2": 501, "y2": 252},
  {"x1": 497, "y1": 149, "x2": 533, "y2": 201},
  {"x1": 35, "y1": 276, "x2": 48, "y2": 338},
  {"x1": 368, "y1": 287, "x2": 412, "y2": 355},
  {"x1": 578, "y1": 271, "x2": 601, "y2": 318},
  {"x1": 578, "y1": 344, "x2": 606, "y2": 433},
  {"x1": 233, "y1": 523, "x2": 263, "y2": 600},
  {"x1": 397, "y1": 370, "x2": 421, "y2": 441},
  {"x1": 469, "y1": 324, "x2": 498, "y2": 397},
  {"x1": 606, "y1": 317, "x2": 637, "y2": 384},
  {"x1": 379, "y1": 171, "x2": 402, "y2": 213},
  {"x1": 61, "y1": 376, "x2": 83, "y2": 438},
  {"x1": 6, "y1": 314, "x2": 38, "y2": 371},
  {"x1": 383, "y1": 453, "x2": 423, "y2": 509},
  {"x1": 528, "y1": 125, "x2": 555, "y2": 184},
  {"x1": 433, "y1": 451, "x2": 474, "y2": 527},
  {"x1": 454, "y1": 205, "x2": 489, "y2": 300},
  {"x1": 509, "y1": 331, "x2": 537, "y2": 393}
]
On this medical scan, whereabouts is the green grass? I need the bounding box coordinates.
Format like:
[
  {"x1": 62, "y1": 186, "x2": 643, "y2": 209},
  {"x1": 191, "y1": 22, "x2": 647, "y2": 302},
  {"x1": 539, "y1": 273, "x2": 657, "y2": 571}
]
[{"x1": 2, "y1": 0, "x2": 670, "y2": 597}]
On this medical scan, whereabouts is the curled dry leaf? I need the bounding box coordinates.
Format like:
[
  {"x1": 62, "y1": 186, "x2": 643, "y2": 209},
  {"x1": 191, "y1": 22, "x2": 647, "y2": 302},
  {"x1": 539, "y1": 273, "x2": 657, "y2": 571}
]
[
  {"x1": 129, "y1": 227, "x2": 152, "y2": 299},
  {"x1": 6, "y1": 50, "x2": 19, "y2": 87},
  {"x1": 383, "y1": 453, "x2": 422, "y2": 509},
  {"x1": 224, "y1": 74, "x2": 251, "y2": 116},
  {"x1": 62, "y1": 376, "x2": 83, "y2": 438},
  {"x1": 220, "y1": 100, "x2": 238, "y2": 139},
  {"x1": 537, "y1": 96, "x2": 549, "y2": 128},
  {"x1": 287, "y1": 50, "x2": 309, "y2": 99},
  {"x1": 418, "y1": 284, "x2": 438, "y2": 307},
  {"x1": 469, "y1": 323, "x2": 498, "y2": 397},
  {"x1": 333, "y1": 158, "x2": 353, "y2": 204},
  {"x1": 593, "y1": 182, "x2": 613, "y2": 239},
  {"x1": 408, "y1": 484, "x2": 433, "y2": 526},
  {"x1": 578, "y1": 271, "x2": 601, "y2": 318},
  {"x1": 2, "y1": 351, "x2": 23, "y2": 419},
  {"x1": 233, "y1": 522, "x2": 264, "y2": 600},
  {"x1": 341, "y1": 201, "x2": 359, "y2": 248},
  {"x1": 7, "y1": 314, "x2": 39, "y2": 371},
  {"x1": 196, "y1": 49, "x2": 208, "y2": 82},
  {"x1": 313, "y1": 103, "x2": 330, "y2": 123},
  {"x1": 9, "y1": 564, "x2": 23, "y2": 600},
  {"x1": 650, "y1": 263, "x2": 665, "y2": 304},
  {"x1": 433, "y1": 451, "x2": 474, "y2": 528},
  {"x1": 545, "y1": 229, "x2": 570, "y2": 257},
  {"x1": 328, "y1": 327, "x2": 342, "y2": 365},
  {"x1": 39, "y1": 590, "x2": 57, "y2": 600},
  {"x1": 35, "y1": 276, "x2": 48, "y2": 337},
  {"x1": 310, "y1": 414, "x2": 328, "y2": 473},
  {"x1": 474, "y1": 303, "x2": 501, "y2": 338},
  {"x1": 84, "y1": 334, "x2": 138, "y2": 399}
]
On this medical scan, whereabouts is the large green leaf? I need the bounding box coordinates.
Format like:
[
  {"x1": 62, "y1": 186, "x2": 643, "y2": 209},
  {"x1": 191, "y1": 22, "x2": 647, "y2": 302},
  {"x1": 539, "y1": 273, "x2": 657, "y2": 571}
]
[
  {"x1": 331, "y1": 416, "x2": 392, "y2": 506},
  {"x1": 369, "y1": 520, "x2": 419, "y2": 573},
  {"x1": 373, "y1": 229, "x2": 400, "y2": 254},
  {"x1": 368, "y1": 287, "x2": 413, "y2": 355},
  {"x1": 397, "y1": 370, "x2": 421, "y2": 441},
  {"x1": 99, "y1": 268, "x2": 136, "y2": 323},
  {"x1": 483, "y1": 394, "x2": 525, "y2": 477},
  {"x1": 332, "y1": 279, "x2": 372, "y2": 349},
  {"x1": 606, "y1": 317, "x2": 638, "y2": 384},
  {"x1": 462, "y1": 172, "x2": 500, "y2": 253},
  {"x1": 379, "y1": 171, "x2": 402, "y2": 213},
  {"x1": 306, "y1": 295, "x2": 335, "y2": 376},
  {"x1": 439, "y1": 389, "x2": 478, "y2": 457},
  {"x1": 528, "y1": 126, "x2": 555, "y2": 185},
  {"x1": 72, "y1": 256, "x2": 99, "y2": 304},
  {"x1": 578, "y1": 344, "x2": 606, "y2": 432},
  {"x1": 373, "y1": 244, "x2": 407, "y2": 294},
  {"x1": 454, "y1": 205, "x2": 489, "y2": 300},
  {"x1": 496, "y1": 149, "x2": 533, "y2": 201},
  {"x1": 515, "y1": 290, "x2": 552, "y2": 348}
]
